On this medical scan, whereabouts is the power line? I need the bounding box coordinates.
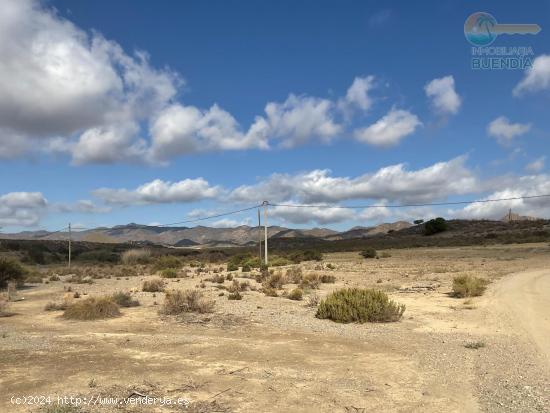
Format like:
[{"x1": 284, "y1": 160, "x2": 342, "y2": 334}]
[
  {"x1": 268, "y1": 194, "x2": 550, "y2": 210},
  {"x1": 157, "y1": 204, "x2": 263, "y2": 227}
]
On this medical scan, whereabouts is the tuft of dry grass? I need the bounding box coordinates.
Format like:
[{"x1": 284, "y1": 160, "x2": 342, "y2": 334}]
[
  {"x1": 45, "y1": 301, "x2": 69, "y2": 311},
  {"x1": 287, "y1": 288, "x2": 303, "y2": 301},
  {"x1": 0, "y1": 293, "x2": 10, "y2": 316},
  {"x1": 263, "y1": 272, "x2": 285, "y2": 289},
  {"x1": 320, "y1": 274, "x2": 336, "y2": 283},
  {"x1": 285, "y1": 267, "x2": 303, "y2": 284},
  {"x1": 111, "y1": 291, "x2": 140, "y2": 307},
  {"x1": 300, "y1": 273, "x2": 320, "y2": 289},
  {"x1": 263, "y1": 287, "x2": 278, "y2": 297},
  {"x1": 63, "y1": 297, "x2": 120, "y2": 320},
  {"x1": 160, "y1": 289, "x2": 215, "y2": 315},
  {"x1": 121, "y1": 248, "x2": 151, "y2": 264},
  {"x1": 452, "y1": 275, "x2": 489, "y2": 298},
  {"x1": 142, "y1": 278, "x2": 165, "y2": 292},
  {"x1": 305, "y1": 292, "x2": 320, "y2": 307}
]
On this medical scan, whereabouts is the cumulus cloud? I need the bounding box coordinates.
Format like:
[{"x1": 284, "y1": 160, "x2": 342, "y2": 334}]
[
  {"x1": 0, "y1": 0, "x2": 180, "y2": 164},
  {"x1": 269, "y1": 204, "x2": 355, "y2": 225},
  {"x1": 53, "y1": 200, "x2": 111, "y2": 214},
  {"x1": 148, "y1": 104, "x2": 269, "y2": 162},
  {"x1": 526, "y1": 157, "x2": 546, "y2": 173},
  {"x1": 93, "y1": 178, "x2": 222, "y2": 205},
  {"x1": 424, "y1": 75, "x2": 461, "y2": 115},
  {"x1": 353, "y1": 108, "x2": 421, "y2": 147},
  {"x1": 263, "y1": 95, "x2": 341, "y2": 148},
  {"x1": 487, "y1": 116, "x2": 531, "y2": 146},
  {"x1": 0, "y1": 192, "x2": 47, "y2": 227},
  {"x1": 451, "y1": 174, "x2": 550, "y2": 220},
  {"x1": 230, "y1": 156, "x2": 477, "y2": 204},
  {"x1": 339, "y1": 76, "x2": 376, "y2": 113},
  {"x1": 513, "y1": 54, "x2": 550, "y2": 95}
]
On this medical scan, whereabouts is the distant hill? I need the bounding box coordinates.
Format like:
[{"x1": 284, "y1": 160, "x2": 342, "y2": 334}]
[{"x1": 1, "y1": 221, "x2": 407, "y2": 247}]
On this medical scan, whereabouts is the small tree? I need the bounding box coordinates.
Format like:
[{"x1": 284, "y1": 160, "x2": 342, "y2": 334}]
[
  {"x1": 413, "y1": 219, "x2": 424, "y2": 225},
  {"x1": 360, "y1": 248, "x2": 377, "y2": 259},
  {"x1": 423, "y1": 217, "x2": 448, "y2": 235},
  {"x1": 0, "y1": 257, "x2": 26, "y2": 288}
]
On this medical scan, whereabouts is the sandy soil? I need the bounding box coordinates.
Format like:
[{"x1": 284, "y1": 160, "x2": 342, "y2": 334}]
[{"x1": 1, "y1": 243, "x2": 549, "y2": 412}]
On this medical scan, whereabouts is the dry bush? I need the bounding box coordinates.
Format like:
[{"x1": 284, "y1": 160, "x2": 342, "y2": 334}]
[
  {"x1": 160, "y1": 289, "x2": 215, "y2": 314},
  {"x1": 465, "y1": 340, "x2": 486, "y2": 349},
  {"x1": 361, "y1": 248, "x2": 377, "y2": 259},
  {"x1": 49, "y1": 274, "x2": 60, "y2": 281},
  {"x1": 208, "y1": 274, "x2": 225, "y2": 284},
  {"x1": 111, "y1": 291, "x2": 140, "y2": 307},
  {"x1": 67, "y1": 275, "x2": 93, "y2": 284},
  {"x1": 160, "y1": 268, "x2": 178, "y2": 279},
  {"x1": 263, "y1": 272, "x2": 285, "y2": 289},
  {"x1": 320, "y1": 274, "x2": 336, "y2": 283},
  {"x1": 228, "y1": 291, "x2": 242, "y2": 300},
  {"x1": 45, "y1": 301, "x2": 68, "y2": 311},
  {"x1": 287, "y1": 288, "x2": 303, "y2": 301},
  {"x1": 306, "y1": 292, "x2": 320, "y2": 307},
  {"x1": 121, "y1": 248, "x2": 151, "y2": 264},
  {"x1": 228, "y1": 279, "x2": 249, "y2": 293},
  {"x1": 25, "y1": 273, "x2": 44, "y2": 284},
  {"x1": 285, "y1": 267, "x2": 303, "y2": 284},
  {"x1": 142, "y1": 278, "x2": 165, "y2": 292},
  {"x1": 263, "y1": 287, "x2": 278, "y2": 297},
  {"x1": 63, "y1": 297, "x2": 120, "y2": 320},
  {"x1": 316, "y1": 288, "x2": 405, "y2": 323},
  {"x1": 152, "y1": 255, "x2": 182, "y2": 271},
  {"x1": 300, "y1": 273, "x2": 320, "y2": 289},
  {"x1": 452, "y1": 275, "x2": 489, "y2": 298}
]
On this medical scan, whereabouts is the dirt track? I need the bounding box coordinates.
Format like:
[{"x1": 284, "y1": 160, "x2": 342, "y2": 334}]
[{"x1": 489, "y1": 269, "x2": 550, "y2": 365}]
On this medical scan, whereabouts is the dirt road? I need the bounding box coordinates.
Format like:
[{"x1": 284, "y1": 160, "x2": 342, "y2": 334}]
[{"x1": 490, "y1": 269, "x2": 550, "y2": 365}]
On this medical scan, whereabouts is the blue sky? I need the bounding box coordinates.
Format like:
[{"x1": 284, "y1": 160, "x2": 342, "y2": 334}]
[{"x1": 0, "y1": 0, "x2": 549, "y2": 232}]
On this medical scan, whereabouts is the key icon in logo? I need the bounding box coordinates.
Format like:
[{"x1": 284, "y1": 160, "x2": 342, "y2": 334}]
[{"x1": 465, "y1": 12, "x2": 541, "y2": 46}]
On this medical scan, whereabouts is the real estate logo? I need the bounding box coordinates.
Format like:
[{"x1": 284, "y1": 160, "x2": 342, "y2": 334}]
[{"x1": 464, "y1": 12, "x2": 541, "y2": 70}]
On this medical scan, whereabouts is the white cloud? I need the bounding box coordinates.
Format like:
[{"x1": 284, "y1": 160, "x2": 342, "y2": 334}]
[
  {"x1": 487, "y1": 116, "x2": 531, "y2": 146},
  {"x1": 54, "y1": 200, "x2": 111, "y2": 214},
  {"x1": 424, "y1": 75, "x2": 461, "y2": 115},
  {"x1": 230, "y1": 156, "x2": 477, "y2": 204},
  {"x1": 513, "y1": 54, "x2": 550, "y2": 95},
  {"x1": 93, "y1": 178, "x2": 222, "y2": 205},
  {"x1": 269, "y1": 204, "x2": 355, "y2": 225},
  {"x1": 526, "y1": 157, "x2": 545, "y2": 173},
  {"x1": 211, "y1": 218, "x2": 252, "y2": 228},
  {"x1": 340, "y1": 76, "x2": 376, "y2": 112},
  {"x1": 264, "y1": 94, "x2": 341, "y2": 148},
  {"x1": 0, "y1": 0, "x2": 179, "y2": 164},
  {"x1": 353, "y1": 108, "x2": 421, "y2": 147},
  {"x1": 148, "y1": 104, "x2": 269, "y2": 162},
  {"x1": 0, "y1": 192, "x2": 47, "y2": 227},
  {"x1": 451, "y1": 174, "x2": 550, "y2": 220}
]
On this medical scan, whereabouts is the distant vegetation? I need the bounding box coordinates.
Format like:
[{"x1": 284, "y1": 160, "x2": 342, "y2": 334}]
[
  {"x1": 423, "y1": 217, "x2": 448, "y2": 235},
  {"x1": 316, "y1": 288, "x2": 405, "y2": 323}
]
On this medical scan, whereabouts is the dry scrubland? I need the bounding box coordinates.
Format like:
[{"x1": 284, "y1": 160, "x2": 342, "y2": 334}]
[{"x1": 1, "y1": 244, "x2": 550, "y2": 412}]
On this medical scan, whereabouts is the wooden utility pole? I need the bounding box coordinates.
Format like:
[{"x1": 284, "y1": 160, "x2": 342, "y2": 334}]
[
  {"x1": 68, "y1": 223, "x2": 72, "y2": 269},
  {"x1": 263, "y1": 201, "x2": 268, "y2": 265},
  {"x1": 258, "y1": 208, "x2": 262, "y2": 263}
]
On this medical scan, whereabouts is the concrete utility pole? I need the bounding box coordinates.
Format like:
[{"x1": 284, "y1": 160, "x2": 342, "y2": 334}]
[
  {"x1": 263, "y1": 201, "x2": 268, "y2": 265},
  {"x1": 68, "y1": 223, "x2": 72, "y2": 269},
  {"x1": 258, "y1": 208, "x2": 262, "y2": 263}
]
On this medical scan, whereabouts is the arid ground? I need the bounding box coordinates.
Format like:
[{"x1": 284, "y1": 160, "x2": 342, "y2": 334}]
[{"x1": 1, "y1": 243, "x2": 550, "y2": 412}]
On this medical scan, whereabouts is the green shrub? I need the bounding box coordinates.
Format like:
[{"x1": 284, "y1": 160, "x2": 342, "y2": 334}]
[
  {"x1": 153, "y1": 255, "x2": 182, "y2": 271},
  {"x1": 360, "y1": 248, "x2": 377, "y2": 259},
  {"x1": 316, "y1": 288, "x2": 405, "y2": 323},
  {"x1": 452, "y1": 275, "x2": 489, "y2": 297},
  {"x1": 289, "y1": 250, "x2": 322, "y2": 263},
  {"x1": 160, "y1": 289, "x2": 214, "y2": 314},
  {"x1": 160, "y1": 268, "x2": 178, "y2": 278},
  {"x1": 241, "y1": 264, "x2": 251, "y2": 272},
  {"x1": 111, "y1": 291, "x2": 140, "y2": 307},
  {"x1": 77, "y1": 250, "x2": 119, "y2": 263},
  {"x1": 269, "y1": 256, "x2": 292, "y2": 267},
  {"x1": 227, "y1": 262, "x2": 239, "y2": 272},
  {"x1": 0, "y1": 257, "x2": 26, "y2": 288},
  {"x1": 287, "y1": 288, "x2": 303, "y2": 301},
  {"x1": 320, "y1": 274, "x2": 336, "y2": 283},
  {"x1": 63, "y1": 297, "x2": 120, "y2": 320},
  {"x1": 142, "y1": 278, "x2": 165, "y2": 292},
  {"x1": 424, "y1": 217, "x2": 448, "y2": 235}
]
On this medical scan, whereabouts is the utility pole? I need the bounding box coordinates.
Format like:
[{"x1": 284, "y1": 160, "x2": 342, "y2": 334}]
[
  {"x1": 68, "y1": 223, "x2": 72, "y2": 269},
  {"x1": 258, "y1": 208, "x2": 262, "y2": 263},
  {"x1": 263, "y1": 201, "x2": 268, "y2": 266}
]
